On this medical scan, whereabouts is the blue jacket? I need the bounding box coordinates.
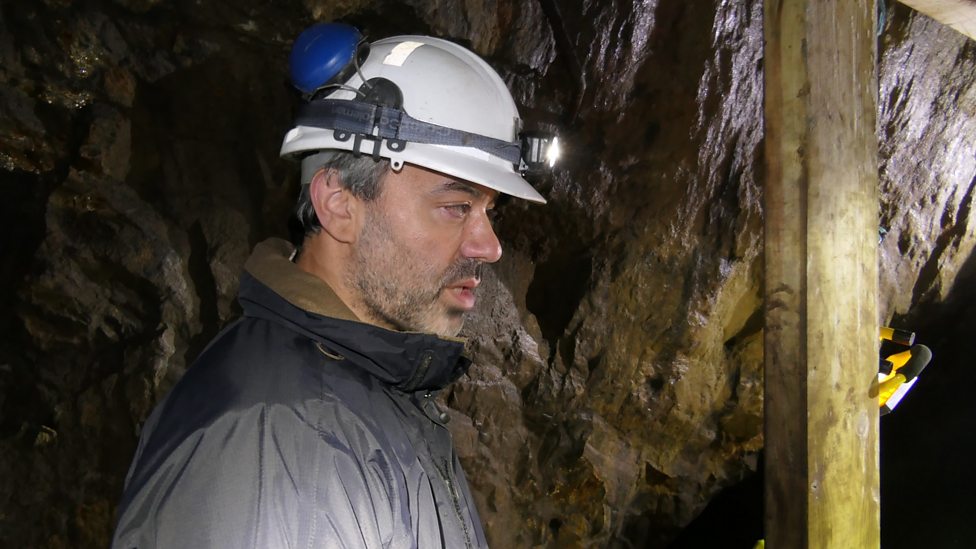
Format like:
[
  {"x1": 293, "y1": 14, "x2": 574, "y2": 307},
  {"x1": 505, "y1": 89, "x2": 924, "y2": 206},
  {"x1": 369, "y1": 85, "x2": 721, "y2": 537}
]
[{"x1": 112, "y1": 238, "x2": 488, "y2": 548}]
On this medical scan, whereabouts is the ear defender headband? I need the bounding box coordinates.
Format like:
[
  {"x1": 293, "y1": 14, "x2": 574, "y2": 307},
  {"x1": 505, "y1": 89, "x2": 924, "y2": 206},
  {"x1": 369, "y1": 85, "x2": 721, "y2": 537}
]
[{"x1": 287, "y1": 23, "x2": 560, "y2": 176}]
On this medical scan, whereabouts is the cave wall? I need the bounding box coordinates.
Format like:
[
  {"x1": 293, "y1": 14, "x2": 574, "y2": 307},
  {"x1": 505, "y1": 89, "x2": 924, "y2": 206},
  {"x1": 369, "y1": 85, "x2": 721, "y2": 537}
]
[
  {"x1": 0, "y1": 0, "x2": 973, "y2": 547},
  {"x1": 876, "y1": 7, "x2": 976, "y2": 549}
]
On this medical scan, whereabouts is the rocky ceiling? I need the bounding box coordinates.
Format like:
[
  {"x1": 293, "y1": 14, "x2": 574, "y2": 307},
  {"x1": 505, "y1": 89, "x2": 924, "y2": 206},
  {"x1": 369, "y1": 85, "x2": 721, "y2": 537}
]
[{"x1": 1, "y1": 0, "x2": 974, "y2": 547}]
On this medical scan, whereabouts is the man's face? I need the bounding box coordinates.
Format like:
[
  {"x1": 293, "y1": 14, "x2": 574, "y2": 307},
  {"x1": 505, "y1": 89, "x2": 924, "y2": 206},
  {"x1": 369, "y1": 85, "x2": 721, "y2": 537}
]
[{"x1": 345, "y1": 164, "x2": 502, "y2": 337}]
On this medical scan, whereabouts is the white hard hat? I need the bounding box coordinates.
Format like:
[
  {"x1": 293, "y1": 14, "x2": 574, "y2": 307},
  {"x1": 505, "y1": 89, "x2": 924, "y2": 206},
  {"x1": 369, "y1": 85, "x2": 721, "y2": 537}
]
[{"x1": 280, "y1": 32, "x2": 547, "y2": 204}]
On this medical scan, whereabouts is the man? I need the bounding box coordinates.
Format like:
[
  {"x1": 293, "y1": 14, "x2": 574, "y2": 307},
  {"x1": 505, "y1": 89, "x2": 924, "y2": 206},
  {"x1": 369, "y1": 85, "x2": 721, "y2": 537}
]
[{"x1": 112, "y1": 24, "x2": 546, "y2": 548}]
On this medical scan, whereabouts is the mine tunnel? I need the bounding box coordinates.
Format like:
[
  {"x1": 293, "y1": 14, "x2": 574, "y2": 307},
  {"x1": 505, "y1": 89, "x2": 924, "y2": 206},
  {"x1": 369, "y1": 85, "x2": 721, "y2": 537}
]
[{"x1": 1, "y1": 0, "x2": 974, "y2": 547}]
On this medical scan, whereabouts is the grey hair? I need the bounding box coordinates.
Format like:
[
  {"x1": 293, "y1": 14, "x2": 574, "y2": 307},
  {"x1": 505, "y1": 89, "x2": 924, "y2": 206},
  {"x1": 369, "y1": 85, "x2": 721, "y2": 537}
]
[{"x1": 295, "y1": 151, "x2": 390, "y2": 236}]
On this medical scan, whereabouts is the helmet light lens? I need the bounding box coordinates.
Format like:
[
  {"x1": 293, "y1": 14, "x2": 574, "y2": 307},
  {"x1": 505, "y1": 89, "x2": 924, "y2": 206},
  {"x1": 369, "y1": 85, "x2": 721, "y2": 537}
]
[
  {"x1": 520, "y1": 133, "x2": 560, "y2": 175},
  {"x1": 546, "y1": 136, "x2": 561, "y2": 168}
]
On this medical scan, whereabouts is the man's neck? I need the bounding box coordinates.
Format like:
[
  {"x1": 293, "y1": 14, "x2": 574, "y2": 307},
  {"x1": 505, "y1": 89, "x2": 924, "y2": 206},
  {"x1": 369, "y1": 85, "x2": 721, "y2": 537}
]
[{"x1": 295, "y1": 234, "x2": 378, "y2": 328}]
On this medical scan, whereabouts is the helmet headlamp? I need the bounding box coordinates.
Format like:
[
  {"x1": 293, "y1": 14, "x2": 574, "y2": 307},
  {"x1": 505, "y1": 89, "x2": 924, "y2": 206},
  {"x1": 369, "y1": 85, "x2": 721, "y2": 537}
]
[{"x1": 519, "y1": 133, "x2": 561, "y2": 176}]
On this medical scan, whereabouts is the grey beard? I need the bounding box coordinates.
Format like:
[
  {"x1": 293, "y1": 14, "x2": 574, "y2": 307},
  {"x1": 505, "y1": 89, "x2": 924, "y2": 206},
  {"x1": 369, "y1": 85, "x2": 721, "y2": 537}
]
[
  {"x1": 355, "y1": 259, "x2": 482, "y2": 333},
  {"x1": 346, "y1": 209, "x2": 483, "y2": 335}
]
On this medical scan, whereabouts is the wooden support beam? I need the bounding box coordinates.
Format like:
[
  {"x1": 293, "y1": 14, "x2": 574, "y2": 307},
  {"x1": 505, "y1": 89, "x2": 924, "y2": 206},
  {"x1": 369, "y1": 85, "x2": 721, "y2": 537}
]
[
  {"x1": 763, "y1": 2, "x2": 880, "y2": 548},
  {"x1": 898, "y1": 0, "x2": 976, "y2": 41}
]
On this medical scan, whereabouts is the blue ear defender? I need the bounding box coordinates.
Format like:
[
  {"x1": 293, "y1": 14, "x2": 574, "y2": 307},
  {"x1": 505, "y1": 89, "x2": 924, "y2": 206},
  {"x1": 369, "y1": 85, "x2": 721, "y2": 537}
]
[{"x1": 289, "y1": 23, "x2": 368, "y2": 96}]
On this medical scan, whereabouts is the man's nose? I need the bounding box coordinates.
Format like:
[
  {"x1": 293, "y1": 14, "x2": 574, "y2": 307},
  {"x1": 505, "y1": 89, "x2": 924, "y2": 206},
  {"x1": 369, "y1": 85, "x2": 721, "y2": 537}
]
[{"x1": 461, "y1": 212, "x2": 503, "y2": 263}]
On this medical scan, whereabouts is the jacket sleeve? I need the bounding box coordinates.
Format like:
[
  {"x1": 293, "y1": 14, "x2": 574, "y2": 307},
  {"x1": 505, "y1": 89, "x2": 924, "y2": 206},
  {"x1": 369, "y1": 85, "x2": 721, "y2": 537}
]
[{"x1": 112, "y1": 398, "x2": 411, "y2": 549}]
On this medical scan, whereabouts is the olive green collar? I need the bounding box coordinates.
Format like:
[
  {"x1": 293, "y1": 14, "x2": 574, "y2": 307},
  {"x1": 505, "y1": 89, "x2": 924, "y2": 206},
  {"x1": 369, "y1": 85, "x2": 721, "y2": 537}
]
[{"x1": 243, "y1": 238, "x2": 360, "y2": 323}]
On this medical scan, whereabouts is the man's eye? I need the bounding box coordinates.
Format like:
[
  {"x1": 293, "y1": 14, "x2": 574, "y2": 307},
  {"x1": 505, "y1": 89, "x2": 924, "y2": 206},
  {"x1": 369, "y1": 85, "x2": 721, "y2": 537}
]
[{"x1": 444, "y1": 204, "x2": 471, "y2": 216}]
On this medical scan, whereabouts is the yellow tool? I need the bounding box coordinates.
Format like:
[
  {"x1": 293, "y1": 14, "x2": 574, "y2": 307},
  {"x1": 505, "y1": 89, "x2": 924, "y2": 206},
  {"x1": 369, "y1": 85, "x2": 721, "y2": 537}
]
[
  {"x1": 878, "y1": 327, "x2": 932, "y2": 415},
  {"x1": 880, "y1": 326, "x2": 914, "y2": 346}
]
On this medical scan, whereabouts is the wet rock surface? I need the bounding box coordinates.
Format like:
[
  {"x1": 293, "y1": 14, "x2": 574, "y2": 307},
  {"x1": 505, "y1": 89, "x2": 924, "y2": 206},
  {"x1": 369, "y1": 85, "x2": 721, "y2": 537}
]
[{"x1": 0, "y1": 1, "x2": 973, "y2": 547}]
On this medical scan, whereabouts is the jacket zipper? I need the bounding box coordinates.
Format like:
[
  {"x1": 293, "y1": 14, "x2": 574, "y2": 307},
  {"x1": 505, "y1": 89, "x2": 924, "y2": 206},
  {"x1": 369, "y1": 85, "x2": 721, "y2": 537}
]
[
  {"x1": 442, "y1": 456, "x2": 473, "y2": 549},
  {"x1": 401, "y1": 351, "x2": 434, "y2": 392},
  {"x1": 425, "y1": 392, "x2": 474, "y2": 549}
]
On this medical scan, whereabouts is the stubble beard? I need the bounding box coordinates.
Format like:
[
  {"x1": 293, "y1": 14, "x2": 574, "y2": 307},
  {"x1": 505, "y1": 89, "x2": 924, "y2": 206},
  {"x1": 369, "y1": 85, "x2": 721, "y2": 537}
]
[{"x1": 347, "y1": 205, "x2": 481, "y2": 337}]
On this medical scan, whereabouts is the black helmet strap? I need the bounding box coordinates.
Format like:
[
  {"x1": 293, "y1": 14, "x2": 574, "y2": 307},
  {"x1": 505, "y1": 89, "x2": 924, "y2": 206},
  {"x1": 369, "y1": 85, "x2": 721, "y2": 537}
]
[{"x1": 294, "y1": 99, "x2": 522, "y2": 164}]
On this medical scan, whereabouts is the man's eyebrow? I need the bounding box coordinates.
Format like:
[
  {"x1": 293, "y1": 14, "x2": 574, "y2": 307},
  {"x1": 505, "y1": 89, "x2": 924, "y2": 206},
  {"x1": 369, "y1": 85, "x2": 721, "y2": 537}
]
[{"x1": 431, "y1": 180, "x2": 481, "y2": 198}]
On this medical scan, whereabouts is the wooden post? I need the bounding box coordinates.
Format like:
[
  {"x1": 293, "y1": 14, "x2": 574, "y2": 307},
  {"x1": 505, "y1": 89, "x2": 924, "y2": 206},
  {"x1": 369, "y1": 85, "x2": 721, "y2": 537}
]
[
  {"x1": 763, "y1": 2, "x2": 880, "y2": 548},
  {"x1": 897, "y1": 0, "x2": 976, "y2": 41}
]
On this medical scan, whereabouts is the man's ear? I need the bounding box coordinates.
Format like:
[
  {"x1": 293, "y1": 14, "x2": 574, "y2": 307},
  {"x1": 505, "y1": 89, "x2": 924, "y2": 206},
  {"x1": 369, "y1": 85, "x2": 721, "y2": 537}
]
[{"x1": 309, "y1": 168, "x2": 359, "y2": 243}]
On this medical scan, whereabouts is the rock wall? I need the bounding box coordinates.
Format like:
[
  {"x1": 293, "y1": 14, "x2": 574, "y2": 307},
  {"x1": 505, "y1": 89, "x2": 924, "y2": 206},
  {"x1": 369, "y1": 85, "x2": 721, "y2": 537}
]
[
  {"x1": 876, "y1": 6, "x2": 976, "y2": 549},
  {"x1": 878, "y1": 5, "x2": 976, "y2": 320},
  {"x1": 0, "y1": 0, "x2": 973, "y2": 547}
]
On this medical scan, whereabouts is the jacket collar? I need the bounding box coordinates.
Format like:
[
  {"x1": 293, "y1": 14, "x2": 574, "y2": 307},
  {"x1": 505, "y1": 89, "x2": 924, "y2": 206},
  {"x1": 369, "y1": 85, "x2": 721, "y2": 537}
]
[{"x1": 239, "y1": 238, "x2": 470, "y2": 392}]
